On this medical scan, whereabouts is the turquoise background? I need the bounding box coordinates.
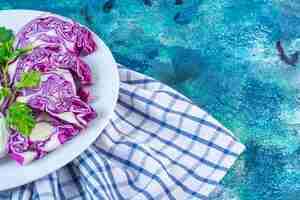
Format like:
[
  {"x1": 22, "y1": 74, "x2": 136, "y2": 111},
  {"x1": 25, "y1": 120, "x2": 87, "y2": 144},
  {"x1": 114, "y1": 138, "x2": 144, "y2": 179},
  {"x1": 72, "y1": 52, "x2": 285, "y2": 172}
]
[{"x1": 1, "y1": 0, "x2": 300, "y2": 199}]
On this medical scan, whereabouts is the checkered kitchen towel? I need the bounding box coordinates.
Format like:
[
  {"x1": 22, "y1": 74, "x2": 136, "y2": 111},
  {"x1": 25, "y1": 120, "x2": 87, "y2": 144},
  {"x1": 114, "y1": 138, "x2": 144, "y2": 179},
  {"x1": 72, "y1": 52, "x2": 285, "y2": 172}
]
[{"x1": 0, "y1": 66, "x2": 245, "y2": 200}]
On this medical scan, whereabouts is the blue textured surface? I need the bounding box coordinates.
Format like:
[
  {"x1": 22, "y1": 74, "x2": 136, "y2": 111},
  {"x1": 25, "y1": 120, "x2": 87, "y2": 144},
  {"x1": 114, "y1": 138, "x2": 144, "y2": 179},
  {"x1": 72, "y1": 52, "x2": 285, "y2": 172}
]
[{"x1": 1, "y1": 1, "x2": 300, "y2": 199}]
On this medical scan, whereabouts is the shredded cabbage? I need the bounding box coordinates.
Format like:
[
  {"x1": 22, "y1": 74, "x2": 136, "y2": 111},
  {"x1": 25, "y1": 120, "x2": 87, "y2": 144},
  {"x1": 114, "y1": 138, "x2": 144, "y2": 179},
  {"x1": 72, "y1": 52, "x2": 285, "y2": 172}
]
[
  {"x1": 5, "y1": 15, "x2": 98, "y2": 165},
  {"x1": 16, "y1": 16, "x2": 97, "y2": 56}
]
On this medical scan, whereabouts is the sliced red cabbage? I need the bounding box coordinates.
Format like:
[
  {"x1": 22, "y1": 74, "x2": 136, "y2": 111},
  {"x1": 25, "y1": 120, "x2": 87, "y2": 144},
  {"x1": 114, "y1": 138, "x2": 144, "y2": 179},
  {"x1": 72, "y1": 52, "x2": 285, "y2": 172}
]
[
  {"x1": 17, "y1": 69, "x2": 97, "y2": 128},
  {"x1": 7, "y1": 120, "x2": 79, "y2": 165},
  {"x1": 16, "y1": 15, "x2": 97, "y2": 56},
  {"x1": 8, "y1": 60, "x2": 18, "y2": 86},
  {"x1": 13, "y1": 46, "x2": 93, "y2": 85},
  {"x1": 6, "y1": 15, "x2": 98, "y2": 165},
  {"x1": 77, "y1": 86, "x2": 96, "y2": 103},
  {"x1": 7, "y1": 132, "x2": 35, "y2": 165}
]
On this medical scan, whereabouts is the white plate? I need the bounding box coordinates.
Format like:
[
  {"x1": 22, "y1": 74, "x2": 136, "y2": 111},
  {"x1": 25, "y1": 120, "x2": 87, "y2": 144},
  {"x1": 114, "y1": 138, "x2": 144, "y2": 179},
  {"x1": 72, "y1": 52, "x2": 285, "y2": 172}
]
[{"x1": 0, "y1": 10, "x2": 119, "y2": 191}]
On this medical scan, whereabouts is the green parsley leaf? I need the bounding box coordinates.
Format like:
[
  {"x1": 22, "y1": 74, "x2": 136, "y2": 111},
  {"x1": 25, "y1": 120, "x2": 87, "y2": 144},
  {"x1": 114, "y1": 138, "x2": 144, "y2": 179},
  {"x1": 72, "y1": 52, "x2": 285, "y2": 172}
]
[
  {"x1": 0, "y1": 47, "x2": 7, "y2": 65},
  {"x1": 15, "y1": 70, "x2": 41, "y2": 90},
  {"x1": 0, "y1": 43, "x2": 11, "y2": 65},
  {"x1": 0, "y1": 27, "x2": 14, "y2": 43},
  {"x1": 7, "y1": 102, "x2": 36, "y2": 136},
  {"x1": 9, "y1": 45, "x2": 33, "y2": 61},
  {"x1": 15, "y1": 45, "x2": 33, "y2": 54},
  {"x1": 0, "y1": 27, "x2": 31, "y2": 66},
  {"x1": 1, "y1": 87, "x2": 10, "y2": 97},
  {"x1": 0, "y1": 87, "x2": 10, "y2": 101},
  {"x1": 0, "y1": 38, "x2": 15, "y2": 65}
]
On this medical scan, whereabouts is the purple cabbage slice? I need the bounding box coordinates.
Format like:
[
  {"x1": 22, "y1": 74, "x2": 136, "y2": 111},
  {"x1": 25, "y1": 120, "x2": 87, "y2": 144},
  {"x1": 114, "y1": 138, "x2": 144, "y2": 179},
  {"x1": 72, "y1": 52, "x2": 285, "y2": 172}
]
[
  {"x1": 16, "y1": 69, "x2": 97, "y2": 128},
  {"x1": 7, "y1": 132, "x2": 36, "y2": 165},
  {"x1": 13, "y1": 46, "x2": 93, "y2": 85},
  {"x1": 7, "y1": 115, "x2": 80, "y2": 165},
  {"x1": 77, "y1": 86, "x2": 96, "y2": 103},
  {"x1": 5, "y1": 15, "x2": 98, "y2": 165},
  {"x1": 16, "y1": 15, "x2": 97, "y2": 56}
]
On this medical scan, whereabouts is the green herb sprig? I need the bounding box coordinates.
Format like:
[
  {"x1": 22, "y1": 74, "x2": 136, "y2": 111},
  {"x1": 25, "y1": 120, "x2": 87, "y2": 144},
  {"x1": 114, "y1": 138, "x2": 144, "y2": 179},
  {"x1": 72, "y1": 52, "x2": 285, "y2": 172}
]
[
  {"x1": 16, "y1": 71, "x2": 41, "y2": 90},
  {"x1": 7, "y1": 102, "x2": 36, "y2": 136},
  {"x1": 0, "y1": 26, "x2": 41, "y2": 136}
]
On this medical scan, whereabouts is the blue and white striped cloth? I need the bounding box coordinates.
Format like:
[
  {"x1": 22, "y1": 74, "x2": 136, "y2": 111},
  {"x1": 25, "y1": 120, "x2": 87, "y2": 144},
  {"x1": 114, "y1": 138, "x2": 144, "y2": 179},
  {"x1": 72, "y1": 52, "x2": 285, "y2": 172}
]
[{"x1": 0, "y1": 66, "x2": 245, "y2": 200}]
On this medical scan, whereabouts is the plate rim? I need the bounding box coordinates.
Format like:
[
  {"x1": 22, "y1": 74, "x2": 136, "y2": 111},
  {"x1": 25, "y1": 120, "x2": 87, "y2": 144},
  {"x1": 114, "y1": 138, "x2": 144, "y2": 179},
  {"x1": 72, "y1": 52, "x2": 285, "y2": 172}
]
[{"x1": 0, "y1": 9, "x2": 119, "y2": 191}]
